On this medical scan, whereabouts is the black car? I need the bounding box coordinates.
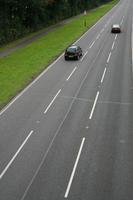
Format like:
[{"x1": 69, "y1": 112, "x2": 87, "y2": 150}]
[
  {"x1": 111, "y1": 24, "x2": 121, "y2": 33},
  {"x1": 64, "y1": 45, "x2": 82, "y2": 60}
]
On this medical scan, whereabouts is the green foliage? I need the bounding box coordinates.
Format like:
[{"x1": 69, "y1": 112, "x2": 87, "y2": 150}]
[
  {"x1": 0, "y1": 0, "x2": 118, "y2": 108},
  {"x1": 0, "y1": 0, "x2": 114, "y2": 45}
]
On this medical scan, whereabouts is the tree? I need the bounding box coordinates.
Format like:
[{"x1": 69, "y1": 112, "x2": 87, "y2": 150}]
[{"x1": 0, "y1": 0, "x2": 113, "y2": 45}]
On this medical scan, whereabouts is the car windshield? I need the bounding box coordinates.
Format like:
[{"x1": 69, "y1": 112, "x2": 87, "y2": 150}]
[{"x1": 67, "y1": 47, "x2": 77, "y2": 53}]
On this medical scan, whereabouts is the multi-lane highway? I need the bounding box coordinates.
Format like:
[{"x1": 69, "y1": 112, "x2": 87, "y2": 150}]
[{"x1": 0, "y1": 0, "x2": 133, "y2": 199}]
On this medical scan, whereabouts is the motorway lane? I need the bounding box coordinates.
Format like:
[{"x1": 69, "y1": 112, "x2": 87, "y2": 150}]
[
  {"x1": 62, "y1": 1, "x2": 133, "y2": 200},
  {"x1": 0, "y1": 0, "x2": 133, "y2": 199},
  {"x1": 18, "y1": 34, "x2": 119, "y2": 200},
  {"x1": 75, "y1": 0, "x2": 127, "y2": 48},
  {"x1": 0, "y1": 0, "x2": 120, "y2": 177}
]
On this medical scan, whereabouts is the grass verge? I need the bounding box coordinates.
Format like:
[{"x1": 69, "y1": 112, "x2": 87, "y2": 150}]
[{"x1": 0, "y1": 0, "x2": 118, "y2": 109}]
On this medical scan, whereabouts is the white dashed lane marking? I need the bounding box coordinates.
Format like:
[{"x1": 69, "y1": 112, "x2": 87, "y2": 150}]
[{"x1": 44, "y1": 89, "x2": 61, "y2": 114}]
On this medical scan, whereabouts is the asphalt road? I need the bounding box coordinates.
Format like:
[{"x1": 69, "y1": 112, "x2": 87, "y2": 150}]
[{"x1": 0, "y1": 0, "x2": 133, "y2": 199}]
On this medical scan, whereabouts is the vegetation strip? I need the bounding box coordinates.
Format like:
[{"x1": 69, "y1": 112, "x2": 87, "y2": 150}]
[{"x1": 0, "y1": 0, "x2": 118, "y2": 110}]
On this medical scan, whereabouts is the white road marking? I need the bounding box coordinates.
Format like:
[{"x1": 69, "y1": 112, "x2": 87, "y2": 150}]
[
  {"x1": 0, "y1": 130, "x2": 34, "y2": 179},
  {"x1": 107, "y1": 19, "x2": 111, "y2": 25},
  {"x1": 66, "y1": 67, "x2": 77, "y2": 81},
  {"x1": 115, "y1": 34, "x2": 118, "y2": 41},
  {"x1": 107, "y1": 52, "x2": 112, "y2": 63},
  {"x1": 120, "y1": 139, "x2": 126, "y2": 144},
  {"x1": 73, "y1": 3, "x2": 119, "y2": 44},
  {"x1": 101, "y1": 68, "x2": 107, "y2": 83},
  {"x1": 96, "y1": 34, "x2": 100, "y2": 40},
  {"x1": 21, "y1": 41, "x2": 110, "y2": 200},
  {"x1": 120, "y1": 19, "x2": 124, "y2": 25},
  {"x1": 98, "y1": 100, "x2": 131, "y2": 105},
  {"x1": 111, "y1": 41, "x2": 115, "y2": 50},
  {"x1": 0, "y1": 53, "x2": 63, "y2": 117},
  {"x1": 120, "y1": 15, "x2": 125, "y2": 25},
  {"x1": 89, "y1": 91, "x2": 99, "y2": 119},
  {"x1": 80, "y1": 51, "x2": 88, "y2": 62},
  {"x1": 0, "y1": 2, "x2": 120, "y2": 117},
  {"x1": 20, "y1": 9, "x2": 122, "y2": 196},
  {"x1": 89, "y1": 41, "x2": 96, "y2": 49},
  {"x1": 88, "y1": 33, "x2": 101, "y2": 50},
  {"x1": 64, "y1": 138, "x2": 85, "y2": 198},
  {"x1": 121, "y1": 15, "x2": 125, "y2": 25},
  {"x1": 44, "y1": 89, "x2": 61, "y2": 114},
  {"x1": 100, "y1": 28, "x2": 104, "y2": 34}
]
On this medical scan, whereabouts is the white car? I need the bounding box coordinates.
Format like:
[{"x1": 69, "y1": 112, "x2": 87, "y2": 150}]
[{"x1": 111, "y1": 24, "x2": 121, "y2": 33}]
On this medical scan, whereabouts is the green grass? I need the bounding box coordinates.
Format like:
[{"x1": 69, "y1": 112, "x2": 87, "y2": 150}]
[
  {"x1": 0, "y1": 0, "x2": 118, "y2": 109},
  {"x1": 0, "y1": 24, "x2": 62, "y2": 52}
]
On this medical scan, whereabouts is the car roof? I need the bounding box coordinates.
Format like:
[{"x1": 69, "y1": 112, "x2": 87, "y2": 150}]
[
  {"x1": 68, "y1": 45, "x2": 78, "y2": 49},
  {"x1": 112, "y1": 24, "x2": 120, "y2": 28}
]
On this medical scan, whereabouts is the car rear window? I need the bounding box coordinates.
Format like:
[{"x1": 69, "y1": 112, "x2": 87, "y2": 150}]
[
  {"x1": 113, "y1": 25, "x2": 120, "y2": 28},
  {"x1": 67, "y1": 47, "x2": 76, "y2": 53}
]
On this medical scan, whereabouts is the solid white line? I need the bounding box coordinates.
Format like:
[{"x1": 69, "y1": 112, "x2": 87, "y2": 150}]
[
  {"x1": 0, "y1": 130, "x2": 34, "y2": 179},
  {"x1": 21, "y1": 42, "x2": 111, "y2": 200},
  {"x1": 89, "y1": 41, "x2": 96, "y2": 49},
  {"x1": 107, "y1": 52, "x2": 112, "y2": 63},
  {"x1": 44, "y1": 89, "x2": 61, "y2": 114},
  {"x1": 64, "y1": 138, "x2": 85, "y2": 198},
  {"x1": 66, "y1": 67, "x2": 77, "y2": 81},
  {"x1": 0, "y1": 2, "x2": 120, "y2": 117},
  {"x1": 80, "y1": 51, "x2": 88, "y2": 62},
  {"x1": 101, "y1": 68, "x2": 107, "y2": 83},
  {"x1": 89, "y1": 91, "x2": 99, "y2": 119},
  {"x1": 73, "y1": 2, "x2": 119, "y2": 44},
  {"x1": 111, "y1": 41, "x2": 115, "y2": 50},
  {"x1": 0, "y1": 53, "x2": 63, "y2": 117}
]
